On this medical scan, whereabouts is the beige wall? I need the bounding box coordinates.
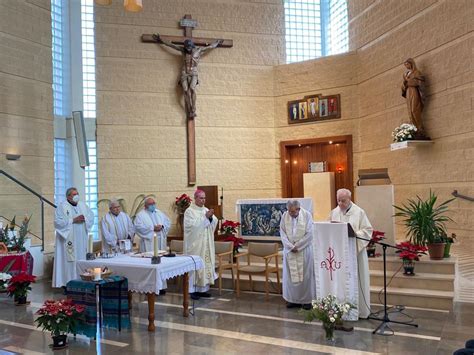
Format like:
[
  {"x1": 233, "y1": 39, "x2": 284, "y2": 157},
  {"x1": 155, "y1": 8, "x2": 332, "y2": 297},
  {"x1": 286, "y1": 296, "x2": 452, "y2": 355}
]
[
  {"x1": 95, "y1": 0, "x2": 285, "y2": 229},
  {"x1": 274, "y1": 0, "x2": 473, "y2": 240},
  {"x1": 0, "y1": 0, "x2": 55, "y2": 246}
]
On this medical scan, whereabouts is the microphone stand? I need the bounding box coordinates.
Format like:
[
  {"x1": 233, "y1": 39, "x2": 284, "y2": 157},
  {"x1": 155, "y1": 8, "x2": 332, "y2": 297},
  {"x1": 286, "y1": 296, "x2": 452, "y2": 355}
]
[{"x1": 352, "y1": 232, "x2": 418, "y2": 335}]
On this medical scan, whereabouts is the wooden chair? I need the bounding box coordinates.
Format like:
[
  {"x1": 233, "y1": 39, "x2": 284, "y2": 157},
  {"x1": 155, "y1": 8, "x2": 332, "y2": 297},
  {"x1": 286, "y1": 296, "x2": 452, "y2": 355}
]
[
  {"x1": 235, "y1": 242, "x2": 281, "y2": 300},
  {"x1": 214, "y1": 241, "x2": 235, "y2": 295},
  {"x1": 170, "y1": 240, "x2": 184, "y2": 254}
]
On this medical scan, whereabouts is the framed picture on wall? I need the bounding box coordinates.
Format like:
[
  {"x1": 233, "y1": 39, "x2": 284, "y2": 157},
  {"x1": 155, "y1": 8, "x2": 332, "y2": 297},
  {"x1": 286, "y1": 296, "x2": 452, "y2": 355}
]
[
  {"x1": 288, "y1": 94, "x2": 341, "y2": 124},
  {"x1": 298, "y1": 101, "x2": 308, "y2": 120},
  {"x1": 288, "y1": 100, "x2": 300, "y2": 121},
  {"x1": 306, "y1": 95, "x2": 319, "y2": 119}
]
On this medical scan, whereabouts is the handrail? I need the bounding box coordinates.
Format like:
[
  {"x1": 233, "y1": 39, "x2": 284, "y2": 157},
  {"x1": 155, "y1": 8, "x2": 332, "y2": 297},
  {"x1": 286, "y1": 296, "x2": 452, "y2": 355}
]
[
  {"x1": 0, "y1": 169, "x2": 56, "y2": 208},
  {"x1": 0, "y1": 215, "x2": 42, "y2": 241},
  {"x1": 452, "y1": 190, "x2": 474, "y2": 202},
  {"x1": 1, "y1": 169, "x2": 57, "y2": 251}
]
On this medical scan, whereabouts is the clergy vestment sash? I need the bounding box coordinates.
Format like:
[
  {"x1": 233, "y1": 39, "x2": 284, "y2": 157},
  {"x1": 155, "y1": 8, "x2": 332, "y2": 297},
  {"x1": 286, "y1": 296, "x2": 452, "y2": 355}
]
[
  {"x1": 283, "y1": 211, "x2": 307, "y2": 283},
  {"x1": 62, "y1": 203, "x2": 87, "y2": 262}
]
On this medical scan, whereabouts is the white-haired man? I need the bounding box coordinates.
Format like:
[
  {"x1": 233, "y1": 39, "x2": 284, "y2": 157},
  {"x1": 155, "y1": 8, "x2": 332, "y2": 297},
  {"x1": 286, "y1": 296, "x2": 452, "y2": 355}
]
[
  {"x1": 53, "y1": 187, "x2": 94, "y2": 288},
  {"x1": 184, "y1": 189, "x2": 218, "y2": 300},
  {"x1": 100, "y1": 199, "x2": 135, "y2": 253},
  {"x1": 280, "y1": 200, "x2": 316, "y2": 309},
  {"x1": 134, "y1": 197, "x2": 171, "y2": 252},
  {"x1": 330, "y1": 188, "x2": 373, "y2": 320}
]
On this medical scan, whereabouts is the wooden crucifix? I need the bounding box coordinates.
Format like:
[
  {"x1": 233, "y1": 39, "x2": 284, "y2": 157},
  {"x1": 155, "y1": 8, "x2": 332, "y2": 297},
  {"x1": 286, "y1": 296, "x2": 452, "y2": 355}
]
[{"x1": 142, "y1": 15, "x2": 233, "y2": 186}]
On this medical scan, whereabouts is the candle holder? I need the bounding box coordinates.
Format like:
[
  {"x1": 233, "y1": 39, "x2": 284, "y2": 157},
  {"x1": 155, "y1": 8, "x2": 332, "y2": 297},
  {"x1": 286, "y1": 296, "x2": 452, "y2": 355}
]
[
  {"x1": 86, "y1": 252, "x2": 96, "y2": 260},
  {"x1": 151, "y1": 255, "x2": 161, "y2": 264}
]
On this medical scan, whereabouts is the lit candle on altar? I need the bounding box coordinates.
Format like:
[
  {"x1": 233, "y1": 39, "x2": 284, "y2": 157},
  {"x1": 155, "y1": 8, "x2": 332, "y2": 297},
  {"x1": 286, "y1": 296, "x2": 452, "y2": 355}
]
[
  {"x1": 88, "y1": 234, "x2": 93, "y2": 253},
  {"x1": 153, "y1": 232, "x2": 158, "y2": 257},
  {"x1": 93, "y1": 267, "x2": 101, "y2": 281}
]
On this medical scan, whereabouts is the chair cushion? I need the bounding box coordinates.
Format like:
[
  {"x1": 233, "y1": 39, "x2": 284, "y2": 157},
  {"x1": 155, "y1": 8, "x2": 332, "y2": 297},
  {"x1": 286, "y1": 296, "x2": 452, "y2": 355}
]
[{"x1": 238, "y1": 265, "x2": 266, "y2": 273}]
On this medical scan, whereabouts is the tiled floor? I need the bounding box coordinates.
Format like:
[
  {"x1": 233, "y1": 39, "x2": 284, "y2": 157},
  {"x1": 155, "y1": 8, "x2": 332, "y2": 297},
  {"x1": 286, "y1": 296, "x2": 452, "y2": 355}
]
[{"x1": 0, "y1": 280, "x2": 473, "y2": 354}]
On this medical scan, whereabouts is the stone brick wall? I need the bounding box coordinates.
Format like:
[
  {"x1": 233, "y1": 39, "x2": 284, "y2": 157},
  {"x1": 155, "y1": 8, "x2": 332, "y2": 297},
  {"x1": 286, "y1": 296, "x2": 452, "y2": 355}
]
[
  {"x1": 95, "y1": 0, "x2": 285, "y2": 230},
  {"x1": 0, "y1": 0, "x2": 55, "y2": 247},
  {"x1": 275, "y1": 0, "x2": 473, "y2": 240}
]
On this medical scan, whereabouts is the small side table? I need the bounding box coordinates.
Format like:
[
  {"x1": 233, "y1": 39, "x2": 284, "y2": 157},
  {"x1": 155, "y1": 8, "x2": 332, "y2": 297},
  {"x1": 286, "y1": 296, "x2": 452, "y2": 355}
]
[{"x1": 66, "y1": 275, "x2": 130, "y2": 337}]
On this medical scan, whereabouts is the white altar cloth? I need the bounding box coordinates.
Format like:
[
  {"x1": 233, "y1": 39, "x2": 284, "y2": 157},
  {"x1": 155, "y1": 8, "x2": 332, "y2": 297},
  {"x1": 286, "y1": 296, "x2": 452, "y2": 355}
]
[
  {"x1": 313, "y1": 222, "x2": 359, "y2": 320},
  {"x1": 77, "y1": 254, "x2": 203, "y2": 294}
]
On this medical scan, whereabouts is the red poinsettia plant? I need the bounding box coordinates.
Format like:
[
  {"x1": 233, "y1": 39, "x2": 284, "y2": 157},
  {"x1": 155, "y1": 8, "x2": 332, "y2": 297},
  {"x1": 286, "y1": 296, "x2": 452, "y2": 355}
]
[
  {"x1": 222, "y1": 220, "x2": 241, "y2": 236},
  {"x1": 221, "y1": 220, "x2": 244, "y2": 254},
  {"x1": 7, "y1": 273, "x2": 36, "y2": 299},
  {"x1": 396, "y1": 241, "x2": 428, "y2": 261},
  {"x1": 368, "y1": 230, "x2": 385, "y2": 248},
  {"x1": 35, "y1": 299, "x2": 85, "y2": 336},
  {"x1": 174, "y1": 194, "x2": 192, "y2": 214}
]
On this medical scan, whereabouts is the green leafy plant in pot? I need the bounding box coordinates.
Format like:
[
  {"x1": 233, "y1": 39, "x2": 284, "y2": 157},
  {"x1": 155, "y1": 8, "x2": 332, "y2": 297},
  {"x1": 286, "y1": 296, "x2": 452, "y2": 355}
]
[{"x1": 394, "y1": 191, "x2": 454, "y2": 260}]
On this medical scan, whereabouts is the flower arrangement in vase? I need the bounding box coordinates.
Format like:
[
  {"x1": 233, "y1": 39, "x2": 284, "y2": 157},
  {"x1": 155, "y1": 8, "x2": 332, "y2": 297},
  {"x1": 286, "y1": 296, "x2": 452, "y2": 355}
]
[
  {"x1": 0, "y1": 215, "x2": 32, "y2": 253},
  {"x1": 392, "y1": 123, "x2": 418, "y2": 142},
  {"x1": 35, "y1": 299, "x2": 85, "y2": 349},
  {"x1": 301, "y1": 294, "x2": 354, "y2": 341},
  {"x1": 396, "y1": 241, "x2": 428, "y2": 276},
  {"x1": 174, "y1": 194, "x2": 192, "y2": 215},
  {"x1": 366, "y1": 230, "x2": 385, "y2": 257},
  {"x1": 221, "y1": 220, "x2": 244, "y2": 255},
  {"x1": 7, "y1": 272, "x2": 36, "y2": 305}
]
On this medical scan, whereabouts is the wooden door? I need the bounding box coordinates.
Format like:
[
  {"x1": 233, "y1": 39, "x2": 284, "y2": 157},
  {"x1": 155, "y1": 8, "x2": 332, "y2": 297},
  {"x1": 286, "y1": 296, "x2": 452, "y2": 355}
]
[{"x1": 280, "y1": 135, "x2": 353, "y2": 198}]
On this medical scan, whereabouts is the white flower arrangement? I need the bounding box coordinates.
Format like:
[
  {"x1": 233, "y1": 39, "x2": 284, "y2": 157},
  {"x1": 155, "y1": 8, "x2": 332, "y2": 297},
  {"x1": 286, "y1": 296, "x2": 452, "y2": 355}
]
[
  {"x1": 0, "y1": 272, "x2": 12, "y2": 290},
  {"x1": 392, "y1": 123, "x2": 417, "y2": 142},
  {"x1": 302, "y1": 294, "x2": 354, "y2": 324},
  {"x1": 0, "y1": 272, "x2": 12, "y2": 282}
]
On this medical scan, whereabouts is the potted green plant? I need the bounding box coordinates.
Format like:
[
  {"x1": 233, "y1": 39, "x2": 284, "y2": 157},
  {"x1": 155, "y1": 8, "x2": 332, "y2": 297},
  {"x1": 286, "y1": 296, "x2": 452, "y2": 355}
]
[
  {"x1": 442, "y1": 233, "x2": 456, "y2": 258},
  {"x1": 394, "y1": 191, "x2": 454, "y2": 260}
]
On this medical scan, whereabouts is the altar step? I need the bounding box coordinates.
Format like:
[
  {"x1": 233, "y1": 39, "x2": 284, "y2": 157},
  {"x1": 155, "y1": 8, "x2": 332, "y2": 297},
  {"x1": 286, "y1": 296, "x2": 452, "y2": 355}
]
[
  {"x1": 369, "y1": 286, "x2": 454, "y2": 311},
  {"x1": 215, "y1": 255, "x2": 456, "y2": 310},
  {"x1": 368, "y1": 255, "x2": 456, "y2": 275},
  {"x1": 370, "y1": 270, "x2": 454, "y2": 291},
  {"x1": 368, "y1": 256, "x2": 456, "y2": 310}
]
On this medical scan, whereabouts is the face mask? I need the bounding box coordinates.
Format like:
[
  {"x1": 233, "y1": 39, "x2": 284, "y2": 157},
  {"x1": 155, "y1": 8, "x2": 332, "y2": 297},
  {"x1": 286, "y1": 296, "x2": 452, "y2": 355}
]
[
  {"x1": 72, "y1": 195, "x2": 80, "y2": 203},
  {"x1": 147, "y1": 205, "x2": 156, "y2": 213}
]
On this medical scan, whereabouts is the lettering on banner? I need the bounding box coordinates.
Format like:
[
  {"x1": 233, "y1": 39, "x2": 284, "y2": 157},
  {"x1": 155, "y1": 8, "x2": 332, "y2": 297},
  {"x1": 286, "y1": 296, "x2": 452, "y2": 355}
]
[{"x1": 320, "y1": 247, "x2": 342, "y2": 281}]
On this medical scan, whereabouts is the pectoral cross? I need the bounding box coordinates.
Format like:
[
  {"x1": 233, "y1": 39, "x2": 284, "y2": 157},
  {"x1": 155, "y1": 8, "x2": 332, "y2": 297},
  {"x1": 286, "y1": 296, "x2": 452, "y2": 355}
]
[{"x1": 142, "y1": 15, "x2": 233, "y2": 186}]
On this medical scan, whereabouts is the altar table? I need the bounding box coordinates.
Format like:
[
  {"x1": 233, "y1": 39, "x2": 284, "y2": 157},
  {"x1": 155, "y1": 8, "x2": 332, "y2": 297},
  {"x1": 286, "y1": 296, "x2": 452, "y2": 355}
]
[
  {"x1": 77, "y1": 254, "x2": 203, "y2": 331},
  {"x1": 0, "y1": 251, "x2": 34, "y2": 276}
]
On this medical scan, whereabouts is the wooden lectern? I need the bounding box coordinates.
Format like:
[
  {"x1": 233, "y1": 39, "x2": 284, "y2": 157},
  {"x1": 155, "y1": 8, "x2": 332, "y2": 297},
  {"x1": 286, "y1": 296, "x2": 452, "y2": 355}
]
[{"x1": 197, "y1": 185, "x2": 223, "y2": 236}]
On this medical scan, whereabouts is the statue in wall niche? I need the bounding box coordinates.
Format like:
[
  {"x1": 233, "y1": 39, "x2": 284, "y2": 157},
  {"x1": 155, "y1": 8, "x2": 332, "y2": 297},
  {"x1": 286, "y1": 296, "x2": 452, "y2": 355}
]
[
  {"x1": 153, "y1": 35, "x2": 223, "y2": 119},
  {"x1": 401, "y1": 58, "x2": 427, "y2": 138}
]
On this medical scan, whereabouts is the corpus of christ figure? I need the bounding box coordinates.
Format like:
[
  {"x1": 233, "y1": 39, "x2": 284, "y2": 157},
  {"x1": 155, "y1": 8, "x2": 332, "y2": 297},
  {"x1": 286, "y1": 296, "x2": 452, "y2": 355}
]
[
  {"x1": 153, "y1": 35, "x2": 223, "y2": 118},
  {"x1": 141, "y1": 15, "x2": 233, "y2": 185}
]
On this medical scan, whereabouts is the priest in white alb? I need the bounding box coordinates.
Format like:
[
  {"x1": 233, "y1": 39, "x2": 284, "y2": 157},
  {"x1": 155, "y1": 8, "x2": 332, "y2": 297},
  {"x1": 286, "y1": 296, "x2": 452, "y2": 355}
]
[
  {"x1": 183, "y1": 189, "x2": 218, "y2": 300},
  {"x1": 100, "y1": 199, "x2": 135, "y2": 253},
  {"x1": 330, "y1": 188, "x2": 373, "y2": 319},
  {"x1": 134, "y1": 197, "x2": 171, "y2": 252},
  {"x1": 53, "y1": 187, "x2": 94, "y2": 288},
  {"x1": 280, "y1": 200, "x2": 316, "y2": 309}
]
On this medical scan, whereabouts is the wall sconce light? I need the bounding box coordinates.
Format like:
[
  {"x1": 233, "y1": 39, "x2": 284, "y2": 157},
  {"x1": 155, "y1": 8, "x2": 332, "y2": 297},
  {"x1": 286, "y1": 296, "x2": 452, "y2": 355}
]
[
  {"x1": 293, "y1": 160, "x2": 297, "y2": 165},
  {"x1": 94, "y1": 0, "x2": 143, "y2": 12},
  {"x1": 285, "y1": 160, "x2": 289, "y2": 164},
  {"x1": 337, "y1": 165, "x2": 344, "y2": 174},
  {"x1": 6, "y1": 154, "x2": 21, "y2": 161}
]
